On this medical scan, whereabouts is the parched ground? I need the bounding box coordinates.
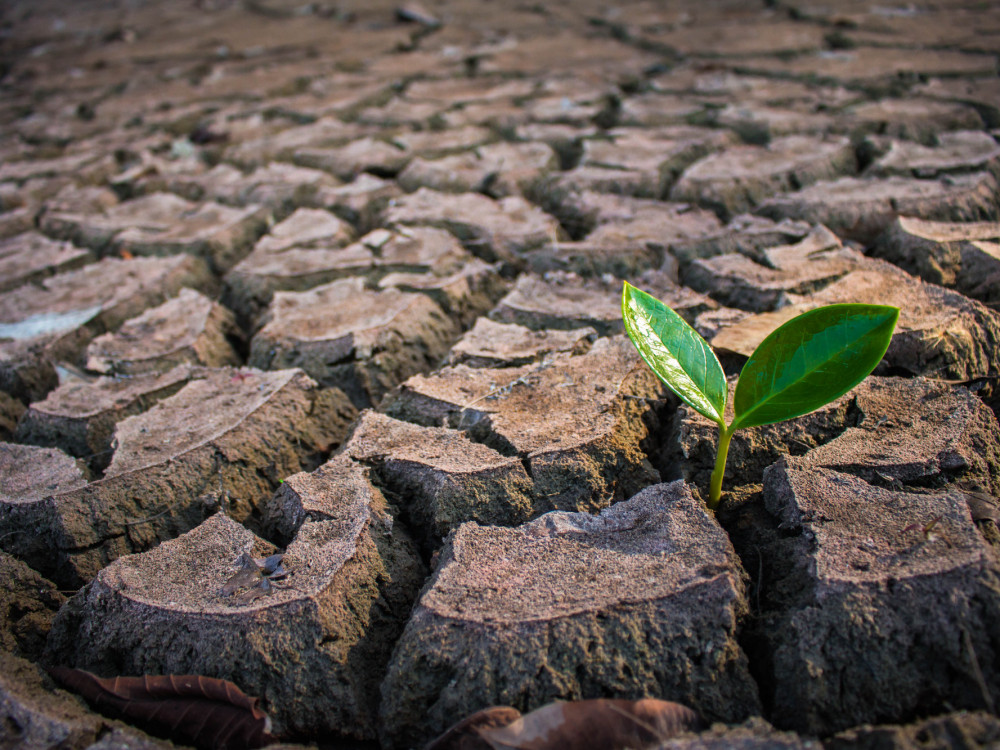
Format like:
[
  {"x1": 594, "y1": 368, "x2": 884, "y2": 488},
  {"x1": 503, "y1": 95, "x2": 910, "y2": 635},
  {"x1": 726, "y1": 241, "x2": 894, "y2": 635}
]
[{"x1": 2, "y1": 0, "x2": 1000, "y2": 748}]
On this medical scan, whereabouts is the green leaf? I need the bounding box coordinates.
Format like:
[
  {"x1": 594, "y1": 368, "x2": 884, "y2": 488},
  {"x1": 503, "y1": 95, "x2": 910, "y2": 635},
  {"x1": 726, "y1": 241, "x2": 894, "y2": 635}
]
[
  {"x1": 732, "y1": 303, "x2": 899, "y2": 430},
  {"x1": 622, "y1": 281, "x2": 727, "y2": 425}
]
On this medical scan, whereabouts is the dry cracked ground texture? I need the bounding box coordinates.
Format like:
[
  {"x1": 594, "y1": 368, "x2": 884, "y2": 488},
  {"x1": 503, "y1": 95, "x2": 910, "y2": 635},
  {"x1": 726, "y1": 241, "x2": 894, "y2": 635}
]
[{"x1": 2, "y1": 0, "x2": 1000, "y2": 748}]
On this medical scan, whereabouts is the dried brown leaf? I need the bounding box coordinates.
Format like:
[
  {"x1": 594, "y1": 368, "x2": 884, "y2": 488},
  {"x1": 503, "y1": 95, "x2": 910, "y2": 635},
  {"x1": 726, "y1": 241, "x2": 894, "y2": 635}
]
[
  {"x1": 48, "y1": 667, "x2": 273, "y2": 749},
  {"x1": 425, "y1": 706, "x2": 522, "y2": 750},
  {"x1": 477, "y1": 698, "x2": 703, "y2": 750}
]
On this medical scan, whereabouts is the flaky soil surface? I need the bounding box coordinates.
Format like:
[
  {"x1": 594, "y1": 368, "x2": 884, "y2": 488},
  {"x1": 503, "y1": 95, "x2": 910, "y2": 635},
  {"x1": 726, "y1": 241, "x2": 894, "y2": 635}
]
[{"x1": 2, "y1": 1, "x2": 1000, "y2": 749}]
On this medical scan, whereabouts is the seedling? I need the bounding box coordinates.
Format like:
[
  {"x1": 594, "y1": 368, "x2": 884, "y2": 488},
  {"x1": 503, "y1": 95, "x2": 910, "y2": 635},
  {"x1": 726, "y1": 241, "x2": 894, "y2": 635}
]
[{"x1": 622, "y1": 282, "x2": 899, "y2": 510}]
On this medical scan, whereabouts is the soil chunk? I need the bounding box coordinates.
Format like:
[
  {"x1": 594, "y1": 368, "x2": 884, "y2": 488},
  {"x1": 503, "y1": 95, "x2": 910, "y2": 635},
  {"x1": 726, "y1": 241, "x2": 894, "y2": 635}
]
[
  {"x1": 446, "y1": 318, "x2": 596, "y2": 368},
  {"x1": 4, "y1": 368, "x2": 356, "y2": 587},
  {"x1": 248, "y1": 277, "x2": 460, "y2": 409},
  {"x1": 0, "y1": 552, "x2": 65, "y2": 660},
  {"x1": 758, "y1": 462, "x2": 1000, "y2": 734},
  {"x1": 872, "y1": 216, "x2": 1000, "y2": 302},
  {"x1": 788, "y1": 377, "x2": 1000, "y2": 494},
  {"x1": 491, "y1": 270, "x2": 714, "y2": 335},
  {"x1": 0, "y1": 256, "x2": 211, "y2": 402},
  {"x1": 40, "y1": 192, "x2": 269, "y2": 273},
  {"x1": 386, "y1": 336, "x2": 663, "y2": 514},
  {"x1": 397, "y1": 141, "x2": 558, "y2": 197},
  {"x1": 827, "y1": 711, "x2": 1000, "y2": 749},
  {"x1": 867, "y1": 130, "x2": 1000, "y2": 179},
  {"x1": 0, "y1": 232, "x2": 92, "y2": 294},
  {"x1": 85, "y1": 289, "x2": 242, "y2": 375},
  {"x1": 683, "y1": 225, "x2": 863, "y2": 311},
  {"x1": 384, "y1": 187, "x2": 562, "y2": 267},
  {"x1": 342, "y1": 410, "x2": 535, "y2": 543},
  {"x1": 579, "y1": 126, "x2": 737, "y2": 198},
  {"x1": 755, "y1": 173, "x2": 1000, "y2": 244},
  {"x1": 670, "y1": 136, "x2": 857, "y2": 219},
  {"x1": 45, "y1": 508, "x2": 424, "y2": 741},
  {"x1": 15, "y1": 365, "x2": 193, "y2": 471},
  {"x1": 379, "y1": 481, "x2": 761, "y2": 748}
]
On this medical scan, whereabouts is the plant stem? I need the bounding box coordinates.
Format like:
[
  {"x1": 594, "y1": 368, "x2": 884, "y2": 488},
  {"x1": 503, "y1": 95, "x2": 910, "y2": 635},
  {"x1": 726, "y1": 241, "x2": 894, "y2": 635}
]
[{"x1": 708, "y1": 425, "x2": 733, "y2": 511}]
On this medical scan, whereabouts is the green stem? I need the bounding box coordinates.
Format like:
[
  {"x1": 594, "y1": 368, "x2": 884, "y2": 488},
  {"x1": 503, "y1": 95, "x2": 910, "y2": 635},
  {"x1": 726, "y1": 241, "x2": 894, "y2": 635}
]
[{"x1": 708, "y1": 425, "x2": 734, "y2": 511}]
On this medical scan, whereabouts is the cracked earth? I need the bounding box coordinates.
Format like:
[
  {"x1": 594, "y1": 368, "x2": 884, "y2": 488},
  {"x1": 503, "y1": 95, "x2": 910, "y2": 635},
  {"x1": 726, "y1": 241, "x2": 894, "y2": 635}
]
[{"x1": 2, "y1": 0, "x2": 1000, "y2": 748}]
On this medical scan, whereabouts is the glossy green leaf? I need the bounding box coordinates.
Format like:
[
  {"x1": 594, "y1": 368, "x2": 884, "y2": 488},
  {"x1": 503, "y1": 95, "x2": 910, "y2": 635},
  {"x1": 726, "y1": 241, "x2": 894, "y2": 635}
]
[
  {"x1": 732, "y1": 303, "x2": 899, "y2": 430},
  {"x1": 622, "y1": 281, "x2": 727, "y2": 425}
]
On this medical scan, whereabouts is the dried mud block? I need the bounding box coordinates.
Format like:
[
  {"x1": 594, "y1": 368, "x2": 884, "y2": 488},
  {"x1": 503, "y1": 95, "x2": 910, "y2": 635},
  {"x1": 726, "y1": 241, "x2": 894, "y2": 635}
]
[
  {"x1": 85, "y1": 289, "x2": 241, "y2": 375},
  {"x1": 254, "y1": 207, "x2": 355, "y2": 254},
  {"x1": 0, "y1": 255, "x2": 210, "y2": 401},
  {"x1": 4, "y1": 368, "x2": 356, "y2": 587},
  {"x1": 46, "y1": 508, "x2": 425, "y2": 741},
  {"x1": 789, "y1": 377, "x2": 1000, "y2": 494},
  {"x1": 683, "y1": 226, "x2": 865, "y2": 311},
  {"x1": 756, "y1": 173, "x2": 1000, "y2": 244},
  {"x1": 576, "y1": 126, "x2": 737, "y2": 197},
  {"x1": 0, "y1": 441, "x2": 88, "y2": 572},
  {"x1": 150, "y1": 162, "x2": 343, "y2": 216},
  {"x1": 224, "y1": 117, "x2": 363, "y2": 168},
  {"x1": 397, "y1": 142, "x2": 558, "y2": 197},
  {"x1": 0, "y1": 390, "x2": 24, "y2": 440},
  {"x1": 758, "y1": 463, "x2": 1000, "y2": 734},
  {"x1": 618, "y1": 93, "x2": 705, "y2": 128},
  {"x1": 714, "y1": 104, "x2": 835, "y2": 144},
  {"x1": 41, "y1": 192, "x2": 270, "y2": 273},
  {"x1": 0, "y1": 232, "x2": 92, "y2": 294},
  {"x1": 386, "y1": 336, "x2": 662, "y2": 514},
  {"x1": 317, "y1": 173, "x2": 402, "y2": 232},
  {"x1": 341, "y1": 411, "x2": 535, "y2": 543},
  {"x1": 0, "y1": 206, "x2": 35, "y2": 240},
  {"x1": 16, "y1": 366, "x2": 193, "y2": 471},
  {"x1": 378, "y1": 258, "x2": 506, "y2": 330},
  {"x1": 0, "y1": 652, "x2": 173, "y2": 750},
  {"x1": 294, "y1": 137, "x2": 412, "y2": 181},
  {"x1": 379, "y1": 482, "x2": 760, "y2": 748},
  {"x1": 670, "y1": 136, "x2": 857, "y2": 219},
  {"x1": 873, "y1": 216, "x2": 1000, "y2": 287},
  {"x1": 552, "y1": 164, "x2": 664, "y2": 201},
  {"x1": 868, "y1": 131, "x2": 1000, "y2": 180},
  {"x1": 223, "y1": 210, "x2": 370, "y2": 326},
  {"x1": 447, "y1": 318, "x2": 596, "y2": 368},
  {"x1": 491, "y1": 270, "x2": 714, "y2": 335},
  {"x1": 872, "y1": 216, "x2": 1000, "y2": 306},
  {"x1": 739, "y1": 48, "x2": 997, "y2": 91},
  {"x1": 0, "y1": 551, "x2": 65, "y2": 660},
  {"x1": 656, "y1": 717, "x2": 813, "y2": 750},
  {"x1": 827, "y1": 711, "x2": 1000, "y2": 750},
  {"x1": 229, "y1": 163, "x2": 343, "y2": 214},
  {"x1": 669, "y1": 214, "x2": 812, "y2": 268},
  {"x1": 384, "y1": 187, "x2": 562, "y2": 267},
  {"x1": 843, "y1": 98, "x2": 985, "y2": 145},
  {"x1": 534, "y1": 205, "x2": 723, "y2": 278},
  {"x1": 249, "y1": 277, "x2": 459, "y2": 409}
]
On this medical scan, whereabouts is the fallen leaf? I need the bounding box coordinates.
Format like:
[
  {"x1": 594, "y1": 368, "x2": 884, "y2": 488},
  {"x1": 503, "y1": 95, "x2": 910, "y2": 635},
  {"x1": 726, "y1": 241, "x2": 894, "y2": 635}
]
[
  {"x1": 477, "y1": 698, "x2": 703, "y2": 750},
  {"x1": 425, "y1": 706, "x2": 522, "y2": 750},
  {"x1": 48, "y1": 667, "x2": 273, "y2": 749},
  {"x1": 963, "y1": 491, "x2": 1000, "y2": 525}
]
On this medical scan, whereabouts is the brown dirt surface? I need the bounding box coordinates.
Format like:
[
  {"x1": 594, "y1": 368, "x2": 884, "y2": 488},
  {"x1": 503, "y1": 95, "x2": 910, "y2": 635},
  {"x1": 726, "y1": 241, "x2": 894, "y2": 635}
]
[{"x1": 3, "y1": 0, "x2": 1000, "y2": 748}]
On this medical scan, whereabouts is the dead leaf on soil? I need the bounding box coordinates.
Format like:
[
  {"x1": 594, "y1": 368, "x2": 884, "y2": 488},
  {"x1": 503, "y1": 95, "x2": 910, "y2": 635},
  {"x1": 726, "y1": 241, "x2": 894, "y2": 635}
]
[
  {"x1": 48, "y1": 667, "x2": 273, "y2": 749},
  {"x1": 219, "y1": 552, "x2": 289, "y2": 599},
  {"x1": 426, "y1": 706, "x2": 523, "y2": 750},
  {"x1": 427, "y1": 697, "x2": 703, "y2": 750}
]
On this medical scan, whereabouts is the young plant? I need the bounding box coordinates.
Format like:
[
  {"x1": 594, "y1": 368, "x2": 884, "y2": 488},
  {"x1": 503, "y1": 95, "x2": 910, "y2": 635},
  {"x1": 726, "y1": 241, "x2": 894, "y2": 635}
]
[{"x1": 622, "y1": 282, "x2": 899, "y2": 510}]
